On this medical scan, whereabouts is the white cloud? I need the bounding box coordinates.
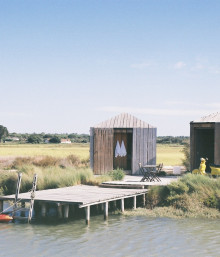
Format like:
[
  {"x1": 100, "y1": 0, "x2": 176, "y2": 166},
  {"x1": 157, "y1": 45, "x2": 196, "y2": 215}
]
[{"x1": 174, "y1": 61, "x2": 186, "y2": 69}]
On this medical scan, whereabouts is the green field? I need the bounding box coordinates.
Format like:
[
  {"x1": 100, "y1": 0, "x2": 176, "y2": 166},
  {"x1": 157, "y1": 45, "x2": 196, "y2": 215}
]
[
  {"x1": 0, "y1": 143, "x2": 184, "y2": 166},
  {"x1": 157, "y1": 144, "x2": 184, "y2": 166},
  {"x1": 0, "y1": 143, "x2": 90, "y2": 159}
]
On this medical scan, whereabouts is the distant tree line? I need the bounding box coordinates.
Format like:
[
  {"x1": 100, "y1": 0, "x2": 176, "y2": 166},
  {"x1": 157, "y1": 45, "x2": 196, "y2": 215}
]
[
  {"x1": 157, "y1": 136, "x2": 189, "y2": 145},
  {"x1": 5, "y1": 132, "x2": 90, "y2": 144},
  {"x1": 1, "y1": 124, "x2": 189, "y2": 145}
]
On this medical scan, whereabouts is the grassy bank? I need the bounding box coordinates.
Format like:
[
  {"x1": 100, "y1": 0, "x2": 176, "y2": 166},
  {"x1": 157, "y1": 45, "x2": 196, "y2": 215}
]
[
  {"x1": 0, "y1": 156, "x2": 124, "y2": 195},
  {"x1": 124, "y1": 174, "x2": 220, "y2": 219},
  {"x1": 0, "y1": 143, "x2": 185, "y2": 166}
]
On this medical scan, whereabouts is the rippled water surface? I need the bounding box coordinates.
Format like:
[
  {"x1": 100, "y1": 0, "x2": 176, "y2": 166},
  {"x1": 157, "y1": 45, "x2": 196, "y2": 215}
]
[{"x1": 0, "y1": 215, "x2": 220, "y2": 257}]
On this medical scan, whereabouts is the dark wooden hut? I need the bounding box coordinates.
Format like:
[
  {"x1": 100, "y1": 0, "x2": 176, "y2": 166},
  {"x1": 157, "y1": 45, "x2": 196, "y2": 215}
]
[
  {"x1": 90, "y1": 113, "x2": 157, "y2": 175},
  {"x1": 190, "y1": 112, "x2": 220, "y2": 172}
]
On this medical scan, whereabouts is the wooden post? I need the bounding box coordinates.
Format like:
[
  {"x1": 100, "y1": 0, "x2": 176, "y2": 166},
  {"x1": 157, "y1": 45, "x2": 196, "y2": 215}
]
[
  {"x1": 104, "y1": 202, "x2": 108, "y2": 220},
  {"x1": 28, "y1": 174, "x2": 37, "y2": 223},
  {"x1": 14, "y1": 172, "x2": 22, "y2": 216},
  {"x1": 113, "y1": 200, "x2": 117, "y2": 210},
  {"x1": 41, "y1": 203, "x2": 47, "y2": 217},
  {"x1": 21, "y1": 202, "x2": 26, "y2": 217},
  {"x1": 64, "y1": 205, "x2": 69, "y2": 219},
  {"x1": 0, "y1": 200, "x2": 3, "y2": 213},
  {"x1": 133, "y1": 196, "x2": 137, "y2": 210},
  {"x1": 85, "y1": 206, "x2": 90, "y2": 225},
  {"x1": 143, "y1": 194, "x2": 146, "y2": 207},
  {"x1": 57, "y1": 204, "x2": 63, "y2": 219},
  {"x1": 121, "y1": 198, "x2": 124, "y2": 213}
]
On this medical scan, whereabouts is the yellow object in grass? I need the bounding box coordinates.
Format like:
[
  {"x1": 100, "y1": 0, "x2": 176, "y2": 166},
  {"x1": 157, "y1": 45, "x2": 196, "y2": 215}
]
[
  {"x1": 192, "y1": 158, "x2": 207, "y2": 175},
  {"x1": 210, "y1": 165, "x2": 220, "y2": 176}
]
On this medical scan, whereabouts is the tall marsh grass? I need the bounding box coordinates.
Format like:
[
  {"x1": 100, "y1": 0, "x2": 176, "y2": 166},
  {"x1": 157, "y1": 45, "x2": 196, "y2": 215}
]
[
  {"x1": 125, "y1": 174, "x2": 220, "y2": 219},
  {"x1": 0, "y1": 165, "x2": 113, "y2": 195}
]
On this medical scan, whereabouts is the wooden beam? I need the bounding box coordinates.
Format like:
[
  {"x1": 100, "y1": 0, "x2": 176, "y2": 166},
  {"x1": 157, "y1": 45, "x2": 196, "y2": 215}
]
[
  {"x1": 133, "y1": 196, "x2": 136, "y2": 210},
  {"x1": 41, "y1": 203, "x2": 47, "y2": 217},
  {"x1": 113, "y1": 200, "x2": 117, "y2": 210},
  {"x1": 57, "y1": 203, "x2": 62, "y2": 218},
  {"x1": 121, "y1": 198, "x2": 124, "y2": 213},
  {"x1": 28, "y1": 174, "x2": 37, "y2": 223},
  {"x1": 21, "y1": 202, "x2": 26, "y2": 217},
  {"x1": 14, "y1": 173, "x2": 22, "y2": 214},
  {"x1": 79, "y1": 192, "x2": 147, "y2": 208},
  {"x1": 143, "y1": 194, "x2": 146, "y2": 207},
  {"x1": 104, "y1": 202, "x2": 108, "y2": 220},
  {"x1": 64, "y1": 205, "x2": 69, "y2": 219},
  {"x1": 85, "y1": 206, "x2": 90, "y2": 225}
]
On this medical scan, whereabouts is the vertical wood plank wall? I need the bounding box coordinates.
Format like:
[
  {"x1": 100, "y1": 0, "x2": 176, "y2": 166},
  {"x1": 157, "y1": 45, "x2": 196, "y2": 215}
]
[
  {"x1": 90, "y1": 128, "x2": 94, "y2": 170},
  {"x1": 132, "y1": 127, "x2": 157, "y2": 174},
  {"x1": 190, "y1": 123, "x2": 195, "y2": 170},
  {"x1": 93, "y1": 128, "x2": 113, "y2": 174},
  {"x1": 215, "y1": 123, "x2": 220, "y2": 165}
]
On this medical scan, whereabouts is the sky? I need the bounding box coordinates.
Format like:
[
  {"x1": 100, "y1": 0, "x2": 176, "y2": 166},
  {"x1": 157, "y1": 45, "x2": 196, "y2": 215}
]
[{"x1": 0, "y1": 0, "x2": 220, "y2": 136}]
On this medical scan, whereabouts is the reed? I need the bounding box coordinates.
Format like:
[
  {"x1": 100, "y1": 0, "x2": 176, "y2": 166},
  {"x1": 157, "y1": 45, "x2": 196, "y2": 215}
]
[
  {"x1": 124, "y1": 174, "x2": 220, "y2": 219},
  {"x1": 0, "y1": 165, "x2": 112, "y2": 195}
]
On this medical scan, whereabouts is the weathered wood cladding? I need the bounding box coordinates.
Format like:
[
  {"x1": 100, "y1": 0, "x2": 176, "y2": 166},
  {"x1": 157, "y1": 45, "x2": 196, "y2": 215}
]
[
  {"x1": 215, "y1": 123, "x2": 220, "y2": 165},
  {"x1": 132, "y1": 127, "x2": 157, "y2": 174},
  {"x1": 93, "y1": 128, "x2": 113, "y2": 174},
  {"x1": 91, "y1": 113, "x2": 156, "y2": 174},
  {"x1": 190, "y1": 121, "x2": 220, "y2": 170},
  {"x1": 90, "y1": 128, "x2": 94, "y2": 170}
]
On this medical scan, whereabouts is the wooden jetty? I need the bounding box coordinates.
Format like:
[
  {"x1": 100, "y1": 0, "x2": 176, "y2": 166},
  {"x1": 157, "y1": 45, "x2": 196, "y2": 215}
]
[{"x1": 0, "y1": 185, "x2": 148, "y2": 224}]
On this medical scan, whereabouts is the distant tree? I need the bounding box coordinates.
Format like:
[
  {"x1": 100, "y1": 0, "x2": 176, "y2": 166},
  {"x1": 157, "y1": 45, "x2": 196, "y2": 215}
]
[
  {"x1": 27, "y1": 134, "x2": 42, "y2": 144},
  {"x1": 43, "y1": 134, "x2": 51, "y2": 139},
  {"x1": 0, "y1": 125, "x2": 9, "y2": 142},
  {"x1": 181, "y1": 142, "x2": 190, "y2": 171},
  {"x1": 49, "y1": 136, "x2": 61, "y2": 143}
]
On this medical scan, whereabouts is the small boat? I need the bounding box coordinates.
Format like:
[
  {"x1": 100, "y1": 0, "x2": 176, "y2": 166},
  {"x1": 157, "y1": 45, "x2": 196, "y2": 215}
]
[{"x1": 0, "y1": 214, "x2": 13, "y2": 222}]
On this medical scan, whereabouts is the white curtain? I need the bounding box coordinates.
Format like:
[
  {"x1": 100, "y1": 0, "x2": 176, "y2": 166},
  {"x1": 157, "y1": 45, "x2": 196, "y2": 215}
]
[
  {"x1": 120, "y1": 140, "x2": 127, "y2": 157},
  {"x1": 115, "y1": 140, "x2": 121, "y2": 157}
]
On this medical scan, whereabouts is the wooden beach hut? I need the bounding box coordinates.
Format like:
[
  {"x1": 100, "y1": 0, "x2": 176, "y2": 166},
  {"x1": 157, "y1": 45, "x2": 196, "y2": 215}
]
[
  {"x1": 190, "y1": 112, "x2": 220, "y2": 172},
  {"x1": 90, "y1": 113, "x2": 157, "y2": 175}
]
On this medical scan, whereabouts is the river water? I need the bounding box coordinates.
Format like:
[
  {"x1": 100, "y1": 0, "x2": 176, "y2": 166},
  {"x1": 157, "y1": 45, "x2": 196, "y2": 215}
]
[{"x1": 0, "y1": 215, "x2": 219, "y2": 257}]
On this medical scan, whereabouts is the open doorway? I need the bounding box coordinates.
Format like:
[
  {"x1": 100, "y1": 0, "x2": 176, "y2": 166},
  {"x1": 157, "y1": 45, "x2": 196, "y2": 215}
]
[
  {"x1": 194, "y1": 128, "x2": 214, "y2": 172},
  {"x1": 113, "y1": 129, "x2": 132, "y2": 173}
]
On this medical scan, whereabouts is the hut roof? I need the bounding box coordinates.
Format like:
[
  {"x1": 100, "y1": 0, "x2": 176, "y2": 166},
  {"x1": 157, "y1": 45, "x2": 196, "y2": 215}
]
[
  {"x1": 93, "y1": 113, "x2": 155, "y2": 128},
  {"x1": 192, "y1": 112, "x2": 220, "y2": 123}
]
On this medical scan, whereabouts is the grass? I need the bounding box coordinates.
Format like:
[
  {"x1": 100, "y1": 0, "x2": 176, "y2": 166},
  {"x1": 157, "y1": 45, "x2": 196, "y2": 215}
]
[
  {"x1": 0, "y1": 143, "x2": 185, "y2": 166},
  {"x1": 0, "y1": 155, "x2": 126, "y2": 195},
  {"x1": 0, "y1": 143, "x2": 90, "y2": 159},
  {"x1": 0, "y1": 165, "x2": 113, "y2": 195},
  {"x1": 124, "y1": 174, "x2": 220, "y2": 219},
  {"x1": 156, "y1": 144, "x2": 184, "y2": 166}
]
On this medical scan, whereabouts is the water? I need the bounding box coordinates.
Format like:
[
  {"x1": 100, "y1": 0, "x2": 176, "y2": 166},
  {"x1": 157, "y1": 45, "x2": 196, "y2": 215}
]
[{"x1": 0, "y1": 215, "x2": 219, "y2": 257}]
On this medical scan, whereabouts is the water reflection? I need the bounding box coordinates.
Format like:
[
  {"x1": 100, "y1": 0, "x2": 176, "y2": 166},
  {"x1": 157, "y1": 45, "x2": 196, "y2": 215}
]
[{"x1": 0, "y1": 215, "x2": 220, "y2": 257}]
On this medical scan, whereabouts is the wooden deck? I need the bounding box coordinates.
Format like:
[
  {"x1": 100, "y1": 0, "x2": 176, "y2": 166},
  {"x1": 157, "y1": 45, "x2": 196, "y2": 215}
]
[
  {"x1": 0, "y1": 185, "x2": 147, "y2": 207},
  {"x1": 0, "y1": 185, "x2": 148, "y2": 224}
]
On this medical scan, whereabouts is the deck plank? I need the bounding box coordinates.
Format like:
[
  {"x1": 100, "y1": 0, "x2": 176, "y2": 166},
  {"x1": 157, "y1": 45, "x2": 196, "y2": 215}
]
[{"x1": 0, "y1": 185, "x2": 147, "y2": 207}]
